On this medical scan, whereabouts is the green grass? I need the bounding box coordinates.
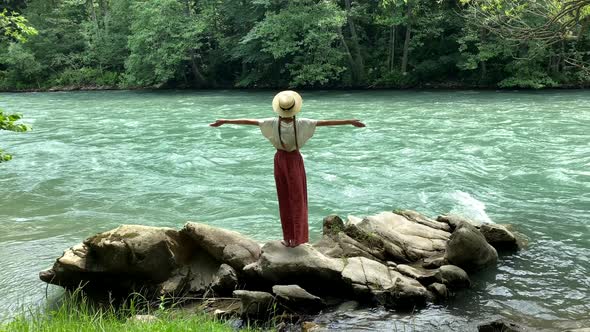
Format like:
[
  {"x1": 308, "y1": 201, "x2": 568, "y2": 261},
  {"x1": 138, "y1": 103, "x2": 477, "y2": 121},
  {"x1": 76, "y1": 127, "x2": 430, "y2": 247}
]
[{"x1": 1, "y1": 291, "x2": 258, "y2": 332}]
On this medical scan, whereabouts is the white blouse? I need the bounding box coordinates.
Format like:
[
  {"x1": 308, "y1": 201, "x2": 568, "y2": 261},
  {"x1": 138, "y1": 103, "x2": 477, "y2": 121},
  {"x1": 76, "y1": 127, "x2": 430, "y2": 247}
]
[{"x1": 258, "y1": 117, "x2": 317, "y2": 151}]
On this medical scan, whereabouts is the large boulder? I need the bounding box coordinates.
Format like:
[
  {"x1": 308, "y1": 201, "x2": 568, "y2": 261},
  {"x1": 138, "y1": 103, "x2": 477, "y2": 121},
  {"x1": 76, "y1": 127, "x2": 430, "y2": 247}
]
[
  {"x1": 394, "y1": 209, "x2": 451, "y2": 232},
  {"x1": 352, "y1": 212, "x2": 451, "y2": 263},
  {"x1": 437, "y1": 214, "x2": 482, "y2": 231},
  {"x1": 395, "y1": 264, "x2": 438, "y2": 286},
  {"x1": 445, "y1": 222, "x2": 498, "y2": 271},
  {"x1": 40, "y1": 225, "x2": 195, "y2": 290},
  {"x1": 181, "y1": 222, "x2": 261, "y2": 272},
  {"x1": 245, "y1": 241, "x2": 345, "y2": 294}
]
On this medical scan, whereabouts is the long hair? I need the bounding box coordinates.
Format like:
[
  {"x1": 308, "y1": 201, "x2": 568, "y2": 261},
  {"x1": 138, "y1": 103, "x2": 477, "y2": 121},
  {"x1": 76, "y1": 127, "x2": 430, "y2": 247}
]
[{"x1": 278, "y1": 116, "x2": 298, "y2": 150}]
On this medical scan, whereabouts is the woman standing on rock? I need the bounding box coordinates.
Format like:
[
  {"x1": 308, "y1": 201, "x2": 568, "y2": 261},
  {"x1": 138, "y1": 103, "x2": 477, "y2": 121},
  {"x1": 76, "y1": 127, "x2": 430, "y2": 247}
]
[{"x1": 210, "y1": 91, "x2": 365, "y2": 248}]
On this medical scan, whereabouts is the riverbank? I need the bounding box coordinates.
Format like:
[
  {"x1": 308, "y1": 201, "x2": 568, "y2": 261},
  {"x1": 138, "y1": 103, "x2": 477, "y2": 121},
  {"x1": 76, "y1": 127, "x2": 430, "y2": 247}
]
[
  {"x1": 1, "y1": 292, "x2": 259, "y2": 332},
  {"x1": 1, "y1": 82, "x2": 589, "y2": 93}
]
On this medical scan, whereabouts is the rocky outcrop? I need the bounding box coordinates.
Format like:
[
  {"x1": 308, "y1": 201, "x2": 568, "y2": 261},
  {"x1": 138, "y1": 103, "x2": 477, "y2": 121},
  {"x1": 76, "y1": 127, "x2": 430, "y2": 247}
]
[{"x1": 40, "y1": 209, "x2": 521, "y2": 317}]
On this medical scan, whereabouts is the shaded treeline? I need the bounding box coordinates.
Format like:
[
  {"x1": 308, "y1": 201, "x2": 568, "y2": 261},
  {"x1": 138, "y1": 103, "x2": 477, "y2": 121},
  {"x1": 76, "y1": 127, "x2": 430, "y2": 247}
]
[{"x1": 1, "y1": 0, "x2": 589, "y2": 90}]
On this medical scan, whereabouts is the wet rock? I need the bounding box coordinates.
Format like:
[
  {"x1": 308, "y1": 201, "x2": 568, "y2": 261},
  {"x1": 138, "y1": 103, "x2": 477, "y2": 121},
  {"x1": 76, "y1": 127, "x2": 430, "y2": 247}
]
[
  {"x1": 396, "y1": 264, "x2": 438, "y2": 285},
  {"x1": 233, "y1": 290, "x2": 275, "y2": 317},
  {"x1": 480, "y1": 223, "x2": 519, "y2": 252},
  {"x1": 335, "y1": 300, "x2": 359, "y2": 312},
  {"x1": 382, "y1": 271, "x2": 430, "y2": 309},
  {"x1": 445, "y1": 222, "x2": 498, "y2": 271},
  {"x1": 245, "y1": 241, "x2": 345, "y2": 294},
  {"x1": 181, "y1": 222, "x2": 261, "y2": 272},
  {"x1": 272, "y1": 285, "x2": 325, "y2": 314},
  {"x1": 427, "y1": 283, "x2": 448, "y2": 300},
  {"x1": 352, "y1": 212, "x2": 451, "y2": 263},
  {"x1": 478, "y1": 319, "x2": 527, "y2": 332},
  {"x1": 437, "y1": 214, "x2": 482, "y2": 231},
  {"x1": 435, "y1": 265, "x2": 471, "y2": 289}
]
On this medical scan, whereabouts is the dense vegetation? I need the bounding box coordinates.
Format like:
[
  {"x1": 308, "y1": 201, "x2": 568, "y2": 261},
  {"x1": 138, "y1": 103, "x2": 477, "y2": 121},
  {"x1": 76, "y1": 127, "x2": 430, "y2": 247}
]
[{"x1": 1, "y1": 0, "x2": 589, "y2": 90}]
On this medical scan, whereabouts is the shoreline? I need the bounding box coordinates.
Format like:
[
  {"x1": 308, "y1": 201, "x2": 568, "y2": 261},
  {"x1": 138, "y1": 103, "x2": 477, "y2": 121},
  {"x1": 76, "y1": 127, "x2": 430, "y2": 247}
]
[{"x1": 1, "y1": 84, "x2": 589, "y2": 93}]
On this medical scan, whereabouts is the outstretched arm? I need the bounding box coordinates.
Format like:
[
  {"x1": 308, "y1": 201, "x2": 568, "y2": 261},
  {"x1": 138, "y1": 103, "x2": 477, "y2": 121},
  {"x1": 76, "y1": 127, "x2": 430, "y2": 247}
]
[
  {"x1": 316, "y1": 119, "x2": 365, "y2": 127},
  {"x1": 209, "y1": 119, "x2": 259, "y2": 127}
]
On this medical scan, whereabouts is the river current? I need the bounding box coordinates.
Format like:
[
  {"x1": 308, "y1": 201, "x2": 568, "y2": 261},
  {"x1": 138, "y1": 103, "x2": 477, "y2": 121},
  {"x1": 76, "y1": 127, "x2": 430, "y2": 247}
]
[{"x1": 0, "y1": 90, "x2": 588, "y2": 330}]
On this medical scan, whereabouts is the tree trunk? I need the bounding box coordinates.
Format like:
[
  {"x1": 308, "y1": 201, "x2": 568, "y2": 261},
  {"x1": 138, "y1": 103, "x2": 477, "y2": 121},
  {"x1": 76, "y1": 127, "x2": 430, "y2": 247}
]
[
  {"x1": 401, "y1": 1, "x2": 412, "y2": 75},
  {"x1": 480, "y1": 28, "x2": 487, "y2": 80},
  {"x1": 182, "y1": 0, "x2": 206, "y2": 86},
  {"x1": 344, "y1": 0, "x2": 365, "y2": 83},
  {"x1": 338, "y1": 27, "x2": 356, "y2": 82},
  {"x1": 388, "y1": 25, "x2": 396, "y2": 72}
]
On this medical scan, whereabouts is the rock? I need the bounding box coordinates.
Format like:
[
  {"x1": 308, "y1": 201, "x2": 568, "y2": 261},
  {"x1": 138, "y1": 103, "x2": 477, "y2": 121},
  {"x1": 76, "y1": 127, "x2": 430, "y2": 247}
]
[
  {"x1": 322, "y1": 215, "x2": 345, "y2": 238},
  {"x1": 272, "y1": 285, "x2": 325, "y2": 314},
  {"x1": 396, "y1": 264, "x2": 438, "y2": 285},
  {"x1": 40, "y1": 225, "x2": 195, "y2": 290},
  {"x1": 422, "y1": 255, "x2": 446, "y2": 269},
  {"x1": 480, "y1": 223, "x2": 519, "y2": 251},
  {"x1": 435, "y1": 265, "x2": 471, "y2": 289},
  {"x1": 445, "y1": 222, "x2": 498, "y2": 271},
  {"x1": 245, "y1": 241, "x2": 345, "y2": 294},
  {"x1": 210, "y1": 264, "x2": 238, "y2": 296},
  {"x1": 335, "y1": 300, "x2": 359, "y2": 311},
  {"x1": 394, "y1": 209, "x2": 451, "y2": 232},
  {"x1": 127, "y1": 314, "x2": 158, "y2": 323},
  {"x1": 314, "y1": 231, "x2": 384, "y2": 261},
  {"x1": 341, "y1": 257, "x2": 394, "y2": 297},
  {"x1": 478, "y1": 319, "x2": 528, "y2": 332},
  {"x1": 181, "y1": 222, "x2": 261, "y2": 272},
  {"x1": 353, "y1": 212, "x2": 451, "y2": 263},
  {"x1": 382, "y1": 271, "x2": 431, "y2": 309},
  {"x1": 302, "y1": 321, "x2": 321, "y2": 332},
  {"x1": 437, "y1": 214, "x2": 482, "y2": 230},
  {"x1": 233, "y1": 290, "x2": 275, "y2": 317},
  {"x1": 427, "y1": 283, "x2": 448, "y2": 300},
  {"x1": 84, "y1": 225, "x2": 189, "y2": 282},
  {"x1": 564, "y1": 329, "x2": 590, "y2": 332}
]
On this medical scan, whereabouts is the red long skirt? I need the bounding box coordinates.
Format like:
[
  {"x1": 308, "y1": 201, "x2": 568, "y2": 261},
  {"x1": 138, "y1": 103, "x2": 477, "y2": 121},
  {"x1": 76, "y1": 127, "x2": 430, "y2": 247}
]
[{"x1": 274, "y1": 149, "x2": 309, "y2": 246}]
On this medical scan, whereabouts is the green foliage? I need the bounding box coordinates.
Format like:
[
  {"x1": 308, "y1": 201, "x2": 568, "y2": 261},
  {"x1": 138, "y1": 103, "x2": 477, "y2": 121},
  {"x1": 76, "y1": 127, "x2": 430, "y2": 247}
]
[
  {"x1": 0, "y1": 109, "x2": 30, "y2": 163},
  {"x1": 239, "y1": 0, "x2": 347, "y2": 87},
  {"x1": 0, "y1": 9, "x2": 38, "y2": 42},
  {"x1": 125, "y1": 0, "x2": 205, "y2": 87},
  {"x1": 0, "y1": 0, "x2": 589, "y2": 89}
]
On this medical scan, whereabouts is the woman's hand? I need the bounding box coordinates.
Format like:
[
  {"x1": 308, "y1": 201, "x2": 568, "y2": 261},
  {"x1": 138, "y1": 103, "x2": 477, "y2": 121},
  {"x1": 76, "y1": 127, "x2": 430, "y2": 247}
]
[
  {"x1": 209, "y1": 119, "x2": 226, "y2": 127},
  {"x1": 351, "y1": 120, "x2": 366, "y2": 127}
]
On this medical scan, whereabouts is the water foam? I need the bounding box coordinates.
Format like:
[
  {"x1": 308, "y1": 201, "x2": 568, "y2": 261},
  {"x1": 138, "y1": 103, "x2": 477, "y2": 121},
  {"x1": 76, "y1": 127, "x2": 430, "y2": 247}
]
[{"x1": 449, "y1": 190, "x2": 494, "y2": 224}]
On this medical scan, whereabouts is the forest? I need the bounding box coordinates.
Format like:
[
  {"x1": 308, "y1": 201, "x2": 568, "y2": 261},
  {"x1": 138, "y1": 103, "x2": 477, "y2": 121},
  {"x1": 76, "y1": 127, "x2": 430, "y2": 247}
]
[{"x1": 1, "y1": 0, "x2": 589, "y2": 90}]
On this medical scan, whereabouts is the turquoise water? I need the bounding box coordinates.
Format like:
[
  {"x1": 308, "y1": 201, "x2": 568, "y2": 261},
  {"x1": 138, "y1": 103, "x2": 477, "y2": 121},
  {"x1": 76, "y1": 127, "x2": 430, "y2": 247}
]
[{"x1": 0, "y1": 90, "x2": 589, "y2": 330}]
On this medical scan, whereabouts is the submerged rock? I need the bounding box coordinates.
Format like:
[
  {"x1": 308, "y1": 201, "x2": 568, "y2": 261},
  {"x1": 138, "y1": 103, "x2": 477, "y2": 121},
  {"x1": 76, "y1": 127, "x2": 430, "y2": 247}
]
[{"x1": 478, "y1": 319, "x2": 528, "y2": 332}]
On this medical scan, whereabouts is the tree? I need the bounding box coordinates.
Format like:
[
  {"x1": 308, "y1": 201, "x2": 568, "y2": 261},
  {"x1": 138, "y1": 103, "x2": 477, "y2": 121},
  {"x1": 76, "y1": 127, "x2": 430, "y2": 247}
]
[
  {"x1": 0, "y1": 8, "x2": 35, "y2": 162},
  {"x1": 125, "y1": 0, "x2": 205, "y2": 87},
  {"x1": 237, "y1": 0, "x2": 347, "y2": 87}
]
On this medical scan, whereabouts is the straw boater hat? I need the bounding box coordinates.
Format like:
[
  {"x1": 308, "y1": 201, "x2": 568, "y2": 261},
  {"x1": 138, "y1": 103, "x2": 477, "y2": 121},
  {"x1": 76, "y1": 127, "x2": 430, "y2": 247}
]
[{"x1": 272, "y1": 90, "x2": 302, "y2": 118}]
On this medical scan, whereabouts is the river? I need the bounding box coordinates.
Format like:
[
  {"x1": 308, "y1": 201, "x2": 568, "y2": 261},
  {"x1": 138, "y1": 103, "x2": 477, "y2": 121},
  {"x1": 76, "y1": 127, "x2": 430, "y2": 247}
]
[{"x1": 0, "y1": 90, "x2": 588, "y2": 330}]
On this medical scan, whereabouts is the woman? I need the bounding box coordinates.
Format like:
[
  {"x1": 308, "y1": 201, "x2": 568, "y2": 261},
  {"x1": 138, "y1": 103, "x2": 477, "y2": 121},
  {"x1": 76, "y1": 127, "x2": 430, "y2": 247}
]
[{"x1": 210, "y1": 90, "x2": 365, "y2": 247}]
